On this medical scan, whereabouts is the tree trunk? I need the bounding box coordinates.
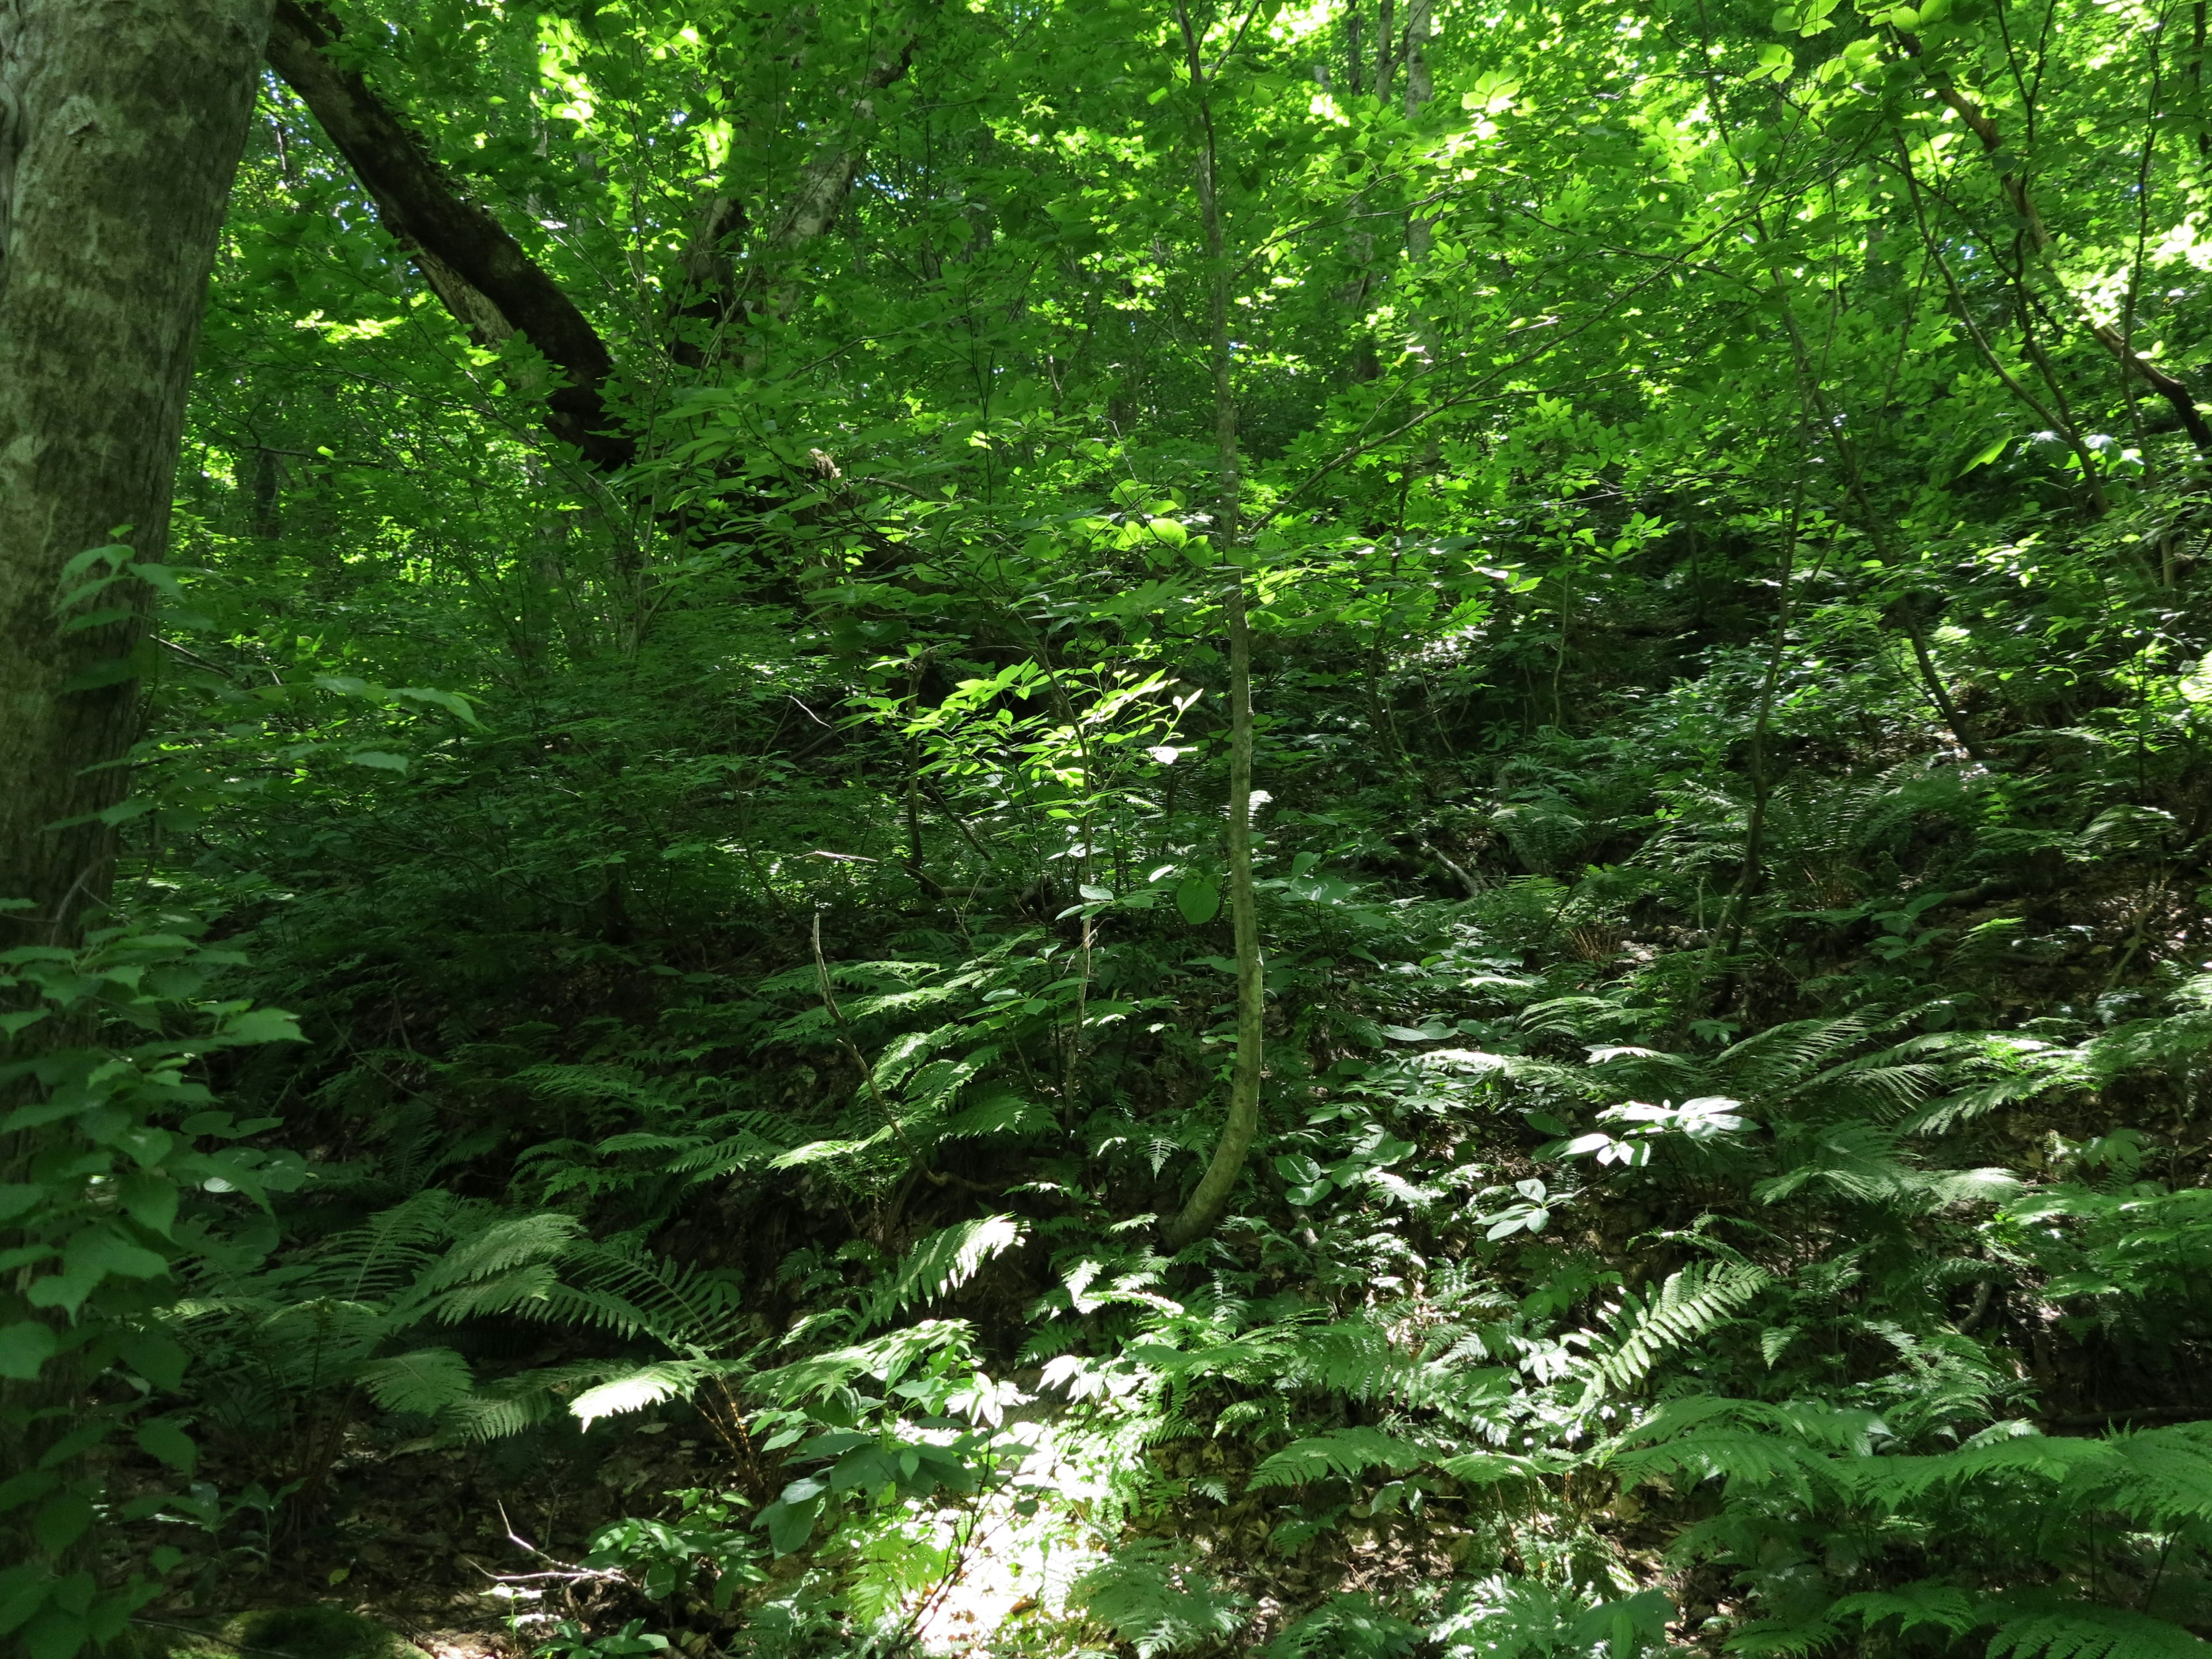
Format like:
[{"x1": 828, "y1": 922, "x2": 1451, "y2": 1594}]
[
  {"x1": 1164, "y1": 0, "x2": 1264, "y2": 1253},
  {"x1": 0, "y1": 0, "x2": 276, "y2": 943}
]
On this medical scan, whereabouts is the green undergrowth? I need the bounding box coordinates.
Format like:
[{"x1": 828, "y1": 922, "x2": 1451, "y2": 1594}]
[{"x1": 14, "y1": 0, "x2": 2212, "y2": 1653}]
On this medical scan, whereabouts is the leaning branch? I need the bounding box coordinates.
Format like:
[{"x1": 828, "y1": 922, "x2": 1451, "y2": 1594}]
[{"x1": 265, "y1": 0, "x2": 632, "y2": 471}]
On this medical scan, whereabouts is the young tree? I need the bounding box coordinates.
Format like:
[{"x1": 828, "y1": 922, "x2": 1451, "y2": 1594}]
[{"x1": 0, "y1": 0, "x2": 275, "y2": 943}]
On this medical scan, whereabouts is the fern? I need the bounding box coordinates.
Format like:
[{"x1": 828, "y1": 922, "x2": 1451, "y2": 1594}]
[
  {"x1": 1585, "y1": 1259, "x2": 1769, "y2": 1391},
  {"x1": 1828, "y1": 1582, "x2": 1978, "y2": 1640},
  {"x1": 1263, "y1": 1592, "x2": 1421, "y2": 1659},
  {"x1": 1070, "y1": 1540, "x2": 1250, "y2": 1658},
  {"x1": 524, "y1": 1243, "x2": 747, "y2": 1357},
  {"x1": 1986, "y1": 1600, "x2": 2212, "y2": 1659},
  {"x1": 862, "y1": 1214, "x2": 1026, "y2": 1328},
  {"x1": 1431, "y1": 1576, "x2": 1673, "y2": 1659},
  {"x1": 751, "y1": 1319, "x2": 974, "y2": 1408},
  {"x1": 1435, "y1": 1448, "x2": 1569, "y2": 1486},
  {"x1": 355, "y1": 1346, "x2": 475, "y2": 1416},
  {"x1": 1606, "y1": 1397, "x2": 1878, "y2": 1502},
  {"x1": 1247, "y1": 1426, "x2": 1432, "y2": 1490},
  {"x1": 570, "y1": 1361, "x2": 729, "y2": 1429}
]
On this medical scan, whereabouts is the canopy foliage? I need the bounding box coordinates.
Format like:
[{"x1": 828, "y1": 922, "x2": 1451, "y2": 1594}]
[{"x1": 10, "y1": 0, "x2": 2212, "y2": 1654}]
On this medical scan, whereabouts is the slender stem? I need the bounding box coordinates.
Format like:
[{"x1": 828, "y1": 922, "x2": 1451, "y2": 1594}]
[{"x1": 1165, "y1": 0, "x2": 1264, "y2": 1251}]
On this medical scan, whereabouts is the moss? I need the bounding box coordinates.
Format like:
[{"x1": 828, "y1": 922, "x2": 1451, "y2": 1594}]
[{"x1": 232, "y1": 1606, "x2": 403, "y2": 1659}]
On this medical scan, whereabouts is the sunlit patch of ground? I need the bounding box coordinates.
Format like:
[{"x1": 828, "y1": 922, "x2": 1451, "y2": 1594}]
[{"x1": 902, "y1": 1419, "x2": 1119, "y2": 1654}]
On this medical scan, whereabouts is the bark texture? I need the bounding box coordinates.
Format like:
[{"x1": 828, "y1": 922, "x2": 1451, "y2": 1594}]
[
  {"x1": 0, "y1": 0, "x2": 275, "y2": 942},
  {"x1": 265, "y1": 0, "x2": 633, "y2": 471}
]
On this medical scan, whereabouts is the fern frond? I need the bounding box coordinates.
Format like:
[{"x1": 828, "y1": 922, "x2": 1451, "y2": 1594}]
[
  {"x1": 938, "y1": 1084, "x2": 1051, "y2": 1143},
  {"x1": 1986, "y1": 1599, "x2": 2212, "y2": 1659},
  {"x1": 411, "y1": 1212, "x2": 580, "y2": 1302},
  {"x1": 1850, "y1": 1431, "x2": 2110, "y2": 1506},
  {"x1": 423, "y1": 1261, "x2": 564, "y2": 1323},
  {"x1": 1071, "y1": 1540, "x2": 1250, "y2": 1659},
  {"x1": 1609, "y1": 1427, "x2": 1839, "y2": 1502},
  {"x1": 570, "y1": 1359, "x2": 723, "y2": 1429},
  {"x1": 1431, "y1": 1576, "x2": 1672, "y2": 1659},
  {"x1": 299, "y1": 1190, "x2": 461, "y2": 1301},
  {"x1": 1435, "y1": 1448, "x2": 1569, "y2": 1486},
  {"x1": 1586, "y1": 1259, "x2": 1768, "y2": 1390},
  {"x1": 356, "y1": 1346, "x2": 475, "y2": 1416},
  {"x1": 863, "y1": 1215, "x2": 1026, "y2": 1328},
  {"x1": 751, "y1": 1318, "x2": 972, "y2": 1407},
  {"x1": 1247, "y1": 1427, "x2": 1431, "y2": 1490},
  {"x1": 1829, "y1": 1582, "x2": 1979, "y2": 1639},
  {"x1": 1289, "y1": 1320, "x2": 1416, "y2": 1401},
  {"x1": 1715, "y1": 1013, "x2": 1881, "y2": 1099},
  {"x1": 2098, "y1": 1421, "x2": 2212, "y2": 1525},
  {"x1": 1262, "y1": 1593, "x2": 1420, "y2": 1659},
  {"x1": 527, "y1": 1244, "x2": 747, "y2": 1354},
  {"x1": 514, "y1": 1062, "x2": 680, "y2": 1112}
]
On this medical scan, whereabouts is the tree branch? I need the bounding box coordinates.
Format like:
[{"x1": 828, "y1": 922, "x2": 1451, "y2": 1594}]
[
  {"x1": 1897, "y1": 27, "x2": 2212, "y2": 455},
  {"x1": 264, "y1": 0, "x2": 632, "y2": 471}
]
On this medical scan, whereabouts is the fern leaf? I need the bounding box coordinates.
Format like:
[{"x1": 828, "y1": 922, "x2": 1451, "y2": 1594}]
[
  {"x1": 752, "y1": 1318, "x2": 972, "y2": 1407},
  {"x1": 357, "y1": 1346, "x2": 475, "y2": 1416},
  {"x1": 1830, "y1": 1582, "x2": 1978, "y2": 1639},
  {"x1": 1435, "y1": 1449, "x2": 1568, "y2": 1486},
  {"x1": 1071, "y1": 1540, "x2": 1249, "y2": 1658},
  {"x1": 1588, "y1": 1259, "x2": 1768, "y2": 1390},
  {"x1": 1262, "y1": 1593, "x2": 1420, "y2": 1659},
  {"x1": 864, "y1": 1215, "x2": 1026, "y2": 1328},
  {"x1": 1986, "y1": 1600, "x2": 2212, "y2": 1659},
  {"x1": 570, "y1": 1360, "x2": 714, "y2": 1429},
  {"x1": 1247, "y1": 1427, "x2": 1430, "y2": 1490},
  {"x1": 1609, "y1": 1428, "x2": 1837, "y2": 1501}
]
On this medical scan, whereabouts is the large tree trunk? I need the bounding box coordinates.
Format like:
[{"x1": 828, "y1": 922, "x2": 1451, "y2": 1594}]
[{"x1": 0, "y1": 0, "x2": 276, "y2": 944}]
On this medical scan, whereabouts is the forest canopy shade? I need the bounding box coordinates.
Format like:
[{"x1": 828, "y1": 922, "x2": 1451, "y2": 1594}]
[{"x1": 6, "y1": 0, "x2": 2212, "y2": 1656}]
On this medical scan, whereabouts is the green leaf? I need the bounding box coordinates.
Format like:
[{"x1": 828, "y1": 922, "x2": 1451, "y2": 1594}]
[
  {"x1": 0, "y1": 1185, "x2": 43, "y2": 1222},
  {"x1": 133, "y1": 1419, "x2": 196, "y2": 1476},
  {"x1": 116, "y1": 1173, "x2": 177, "y2": 1236},
  {"x1": 26, "y1": 1228, "x2": 170, "y2": 1315},
  {"x1": 221, "y1": 1006, "x2": 304, "y2": 1045},
  {"x1": 1954, "y1": 435, "x2": 2011, "y2": 479},
  {"x1": 117, "y1": 1328, "x2": 187, "y2": 1391},
  {"x1": 0, "y1": 1472, "x2": 62, "y2": 1527},
  {"x1": 31, "y1": 1490, "x2": 94, "y2": 1554},
  {"x1": 1176, "y1": 876, "x2": 1221, "y2": 925},
  {"x1": 0, "y1": 1319, "x2": 58, "y2": 1380},
  {"x1": 344, "y1": 749, "x2": 410, "y2": 772},
  {"x1": 23, "y1": 1607, "x2": 89, "y2": 1659},
  {"x1": 761, "y1": 1493, "x2": 821, "y2": 1555}
]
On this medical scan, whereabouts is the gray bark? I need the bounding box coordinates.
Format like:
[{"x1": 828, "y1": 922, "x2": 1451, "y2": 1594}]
[
  {"x1": 0, "y1": 0, "x2": 275, "y2": 942},
  {"x1": 1403, "y1": 0, "x2": 1434, "y2": 260},
  {"x1": 733, "y1": 25, "x2": 919, "y2": 359}
]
